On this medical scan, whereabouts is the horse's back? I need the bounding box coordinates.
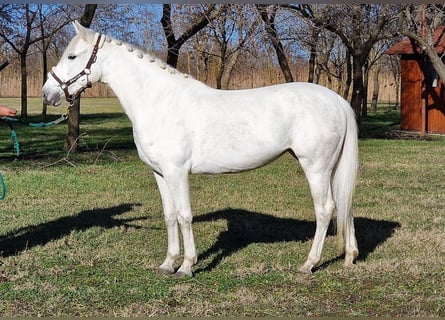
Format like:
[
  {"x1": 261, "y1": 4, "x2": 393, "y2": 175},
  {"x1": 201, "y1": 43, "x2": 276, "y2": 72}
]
[{"x1": 211, "y1": 81, "x2": 351, "y2": 148}]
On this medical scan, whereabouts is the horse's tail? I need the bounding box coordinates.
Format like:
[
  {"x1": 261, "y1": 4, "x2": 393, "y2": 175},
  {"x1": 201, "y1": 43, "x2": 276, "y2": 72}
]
[{"x1": 332, "y1": 100, "x2": 359, "y2": 257}]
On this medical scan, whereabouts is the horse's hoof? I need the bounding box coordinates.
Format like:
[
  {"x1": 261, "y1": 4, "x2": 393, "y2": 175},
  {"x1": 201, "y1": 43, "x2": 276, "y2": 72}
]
[
  {"x1": 157, "y1": 267, "x2": 175, "y2": 276},
  {"x1": 174, "y1": 270, "x2": 193, "y2": 278},
  {"x1": 298, "y1": 265, "x2": 313, "y2": 275},
  {"x1": 344, "y1": 251, "x2": 358, "y2": 266}
]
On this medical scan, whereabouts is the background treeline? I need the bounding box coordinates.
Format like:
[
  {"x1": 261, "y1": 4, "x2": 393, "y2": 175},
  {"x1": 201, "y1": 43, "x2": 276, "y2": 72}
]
[{"x1": 0, "y1": 4, "x2": 442, "y2": 117}]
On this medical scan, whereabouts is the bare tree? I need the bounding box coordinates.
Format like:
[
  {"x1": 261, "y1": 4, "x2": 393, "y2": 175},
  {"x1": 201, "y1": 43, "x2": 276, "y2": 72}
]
[
  {"x1": 370, "y1": 59, "x2": 381, "y2": 113},
  {"x1": 0, "y1": 5, "x2": 45, "y2": 117},
  {"x1": 202, "y1": 4, "x2": 261, "y2": 89},
  {"x1": 94, "y1": 5, "x2": 160, "y2": 50},
  {"x1": 326, "y1": 5, "x2": 399, "y2": 118},
  {"x1": 0, "y1": 4, "x2": 75, "y2": 118},
  {"x1": 270, "y1": 5, "x2": 351, "y2": 97},
  {"x1": 256, "y1": 4, "x2": 294, "y2": 83},
  {"x1": 288, "y1": 4, "x2": 399, "y2": 118},
  {"x1": 398, "y1": 4, "x2": 445, "y2": 81},
  {"x1": 384, "y1": 54, "x2": 401, "y2": 109},
  {"x1": 36, "y1": 4, "x2": 73, "y2": 120},
  {"x1": 283, "y1": 5, "x2": 332, "y2": 84},
  {"x1": 161, "y1": 4, "x2": 226, "y2": 69},
  {"x1": 364, "y1": 38, "x2": 398, "y2": 115}
]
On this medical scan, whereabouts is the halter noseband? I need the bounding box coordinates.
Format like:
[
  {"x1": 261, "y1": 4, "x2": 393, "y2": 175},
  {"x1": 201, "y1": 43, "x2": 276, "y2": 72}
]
[{"x1": 50, "y1": 33, "x2": 103, "y2": 106}]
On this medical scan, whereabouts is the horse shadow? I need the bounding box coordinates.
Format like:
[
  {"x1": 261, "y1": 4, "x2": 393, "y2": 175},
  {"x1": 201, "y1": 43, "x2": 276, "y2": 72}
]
[
  {"x1": 0, "y1": 203, "x2": 144, "y2": 258},
  {"x1": 0, "y1": 205, "x2": 400, "y2": 274},
  {"x1": 193, "y1": 208, "x2": 401, "y2": 273}
]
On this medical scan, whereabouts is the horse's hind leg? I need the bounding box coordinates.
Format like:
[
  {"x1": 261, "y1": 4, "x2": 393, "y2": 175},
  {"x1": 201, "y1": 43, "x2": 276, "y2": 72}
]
[
  {"x1": 344, "y1": 212, "x2": 358, "y2": 266},
  {"x1": 298, "y1": 167, "x2": 335, "y2": 274}
]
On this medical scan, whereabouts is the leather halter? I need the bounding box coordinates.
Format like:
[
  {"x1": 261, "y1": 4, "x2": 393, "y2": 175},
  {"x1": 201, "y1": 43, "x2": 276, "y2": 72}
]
[{"x1": 50, "y1": 34, "x2": 103, "y2": 105}]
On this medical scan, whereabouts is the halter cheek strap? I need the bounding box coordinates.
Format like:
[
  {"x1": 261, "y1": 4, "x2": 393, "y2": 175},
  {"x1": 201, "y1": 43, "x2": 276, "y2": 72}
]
[{"x1": 50, "y1": 33, "x2": 103, "y2": 105}]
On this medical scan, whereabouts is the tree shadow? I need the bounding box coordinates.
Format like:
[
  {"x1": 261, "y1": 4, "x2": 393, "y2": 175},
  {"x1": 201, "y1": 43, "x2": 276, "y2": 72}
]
[
  {"x1": 193, "y1": 208, "x2": 401, "y2": 274},
  {"x1": 0, "y1": 112, "x2": 136, "y2": 162},
  {"x1": 0, "y1": 203, "x2": 144, "y2": 258}
]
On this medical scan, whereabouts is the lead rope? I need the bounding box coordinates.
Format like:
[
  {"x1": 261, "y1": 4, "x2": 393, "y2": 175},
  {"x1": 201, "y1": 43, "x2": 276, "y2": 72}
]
[
  {"x1": 0, "y1": 110, "x2": 69, "y2": 201},
  {"x1": 0, "y1": 171, "x2": 5, "y2": 201},
  {"x1": 0, "y1": 121, "x2": 18, "y2": 200},
  {"x1": 1, "y1": 111, "x2": 68, "y2": 157}
]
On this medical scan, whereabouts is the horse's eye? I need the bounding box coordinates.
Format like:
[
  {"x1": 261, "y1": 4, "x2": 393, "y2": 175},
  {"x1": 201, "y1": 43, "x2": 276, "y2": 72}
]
[{"x1": 68, "y1": 54, "x2": 76, "y2": 60}]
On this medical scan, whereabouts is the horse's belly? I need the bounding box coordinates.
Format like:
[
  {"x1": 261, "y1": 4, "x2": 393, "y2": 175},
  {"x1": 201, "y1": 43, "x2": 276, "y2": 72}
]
[
  {"x1": 189, "y1": 117, "x2": 290, "y2": 174},
  {"x1": 190, "y1": 145, "x2": 284, "y2": 174}
]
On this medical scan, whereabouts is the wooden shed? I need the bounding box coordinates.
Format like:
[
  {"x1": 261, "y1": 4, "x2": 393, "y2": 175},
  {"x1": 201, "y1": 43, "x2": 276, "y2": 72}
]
[{"x1": 386, "y1": 26, "x2": 445, "y2": 134}]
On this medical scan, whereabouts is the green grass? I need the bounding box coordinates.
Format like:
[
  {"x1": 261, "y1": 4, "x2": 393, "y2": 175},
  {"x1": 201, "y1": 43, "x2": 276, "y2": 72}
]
[
  {"x1": 360, "y1": 109, "x2": 401, "y2": 139},
  {"x1": 0, "y1": 98, "x2": 444, "y2": 316}
]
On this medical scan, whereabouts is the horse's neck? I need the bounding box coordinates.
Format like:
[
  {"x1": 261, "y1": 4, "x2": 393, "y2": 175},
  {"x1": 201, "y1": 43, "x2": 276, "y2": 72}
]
[{"x1": 98, "y1": 41, "x2": 196, "y2": 123}]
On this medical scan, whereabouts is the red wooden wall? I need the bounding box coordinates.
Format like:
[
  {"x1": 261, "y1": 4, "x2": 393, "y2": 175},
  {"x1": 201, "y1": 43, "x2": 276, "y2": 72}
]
[{"x1": 400, "y1": 56, "x2": 445, "y2": 133}]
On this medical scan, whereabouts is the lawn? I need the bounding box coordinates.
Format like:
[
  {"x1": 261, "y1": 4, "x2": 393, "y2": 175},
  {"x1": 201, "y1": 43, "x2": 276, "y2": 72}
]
[{"x1": 0, "y1": 97, "x2": 443, "y2": 316}]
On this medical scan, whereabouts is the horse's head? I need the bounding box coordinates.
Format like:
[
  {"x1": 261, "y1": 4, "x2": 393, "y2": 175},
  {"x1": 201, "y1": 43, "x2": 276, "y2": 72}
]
[{"x1": 42, "y1": 21, "x2": 105, "y2": 106}]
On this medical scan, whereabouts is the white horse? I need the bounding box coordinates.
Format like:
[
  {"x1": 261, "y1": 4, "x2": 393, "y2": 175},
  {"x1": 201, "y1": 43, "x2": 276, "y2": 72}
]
[{"x1": 42, "y1": 21, "x2": 359, "y2": 277}]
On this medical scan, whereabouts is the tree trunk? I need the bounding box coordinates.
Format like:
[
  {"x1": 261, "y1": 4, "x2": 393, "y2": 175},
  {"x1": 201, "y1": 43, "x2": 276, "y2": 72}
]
[
  {"x1": 39, "y1": 4, "x2": 48, "y2": 121},
  {"x1": 215, "y1": 36, "x2": 227, "y2": 89},
  {"x1": 350, "y1": 56, "x2": 364, "y2": 120},
  {"x1": 42, "y1": 47, "x2": 48, "y2": 120},
  {"x1": 362, "y1": 77, "x2": 368, "y2": 117},
  {"x1": 362, "y1": 59, "x2": 369, "y2": 117},
  {"x1": 216, "y1": 61, "x2": 224, "y2": 89},
  {"x1": 271, "y1": 35, "x2": 294, "y2": 82},
  {"x1": 307, "y1": 29, "x2": 319, "y2": 83},
  {"x1": 307, "y1": 44, "x2": 317, "y2": 83},
  {"x1": 65, "y1": 4, "x2": 97, "y2": 152},
  {"x1": 342, "y1": 50, "x2": 352, "y2": 100},
  {"x1": 20, "y1": 52, "x2": 28, "y2": 118},
  {"x1": 258, "y1": 5, "x2": 294, "y2": 83},
  {"x1": 221, "y1": 50, "x2": 241, "y2": 89},
  {"x1": 161, "y1": 4, "x2": 179, "y2": 68},
  {"x1": 370, "y1": 63, "x2": 380, "y2": 113},
  {"x1": 80, "y1": 5, "x2": 97, "y2": 27}
]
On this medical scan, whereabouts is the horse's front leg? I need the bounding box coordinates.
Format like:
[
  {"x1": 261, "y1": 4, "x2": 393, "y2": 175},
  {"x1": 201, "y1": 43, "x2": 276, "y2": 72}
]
[
  {"x1": 154, "y1": 172, "x2": 180, "y2": 275},
  {"x1": 157, "y1": 168, "x2": 197, "y2": 277}
]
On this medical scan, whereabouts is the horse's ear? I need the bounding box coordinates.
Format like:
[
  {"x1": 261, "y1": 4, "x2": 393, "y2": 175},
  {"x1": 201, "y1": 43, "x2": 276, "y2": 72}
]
[
  {"x1": 72, "y1": 20, "x2": 96, "y2": 42},
  {"x1": 72, "y1": 20, "x2": 83, "y2": 35}
]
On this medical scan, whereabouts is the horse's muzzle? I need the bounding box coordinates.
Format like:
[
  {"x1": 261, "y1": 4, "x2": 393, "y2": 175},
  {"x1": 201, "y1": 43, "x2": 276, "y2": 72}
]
[{"x1": 42, "y1": 84, "x2": 63, "y2": 106}]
